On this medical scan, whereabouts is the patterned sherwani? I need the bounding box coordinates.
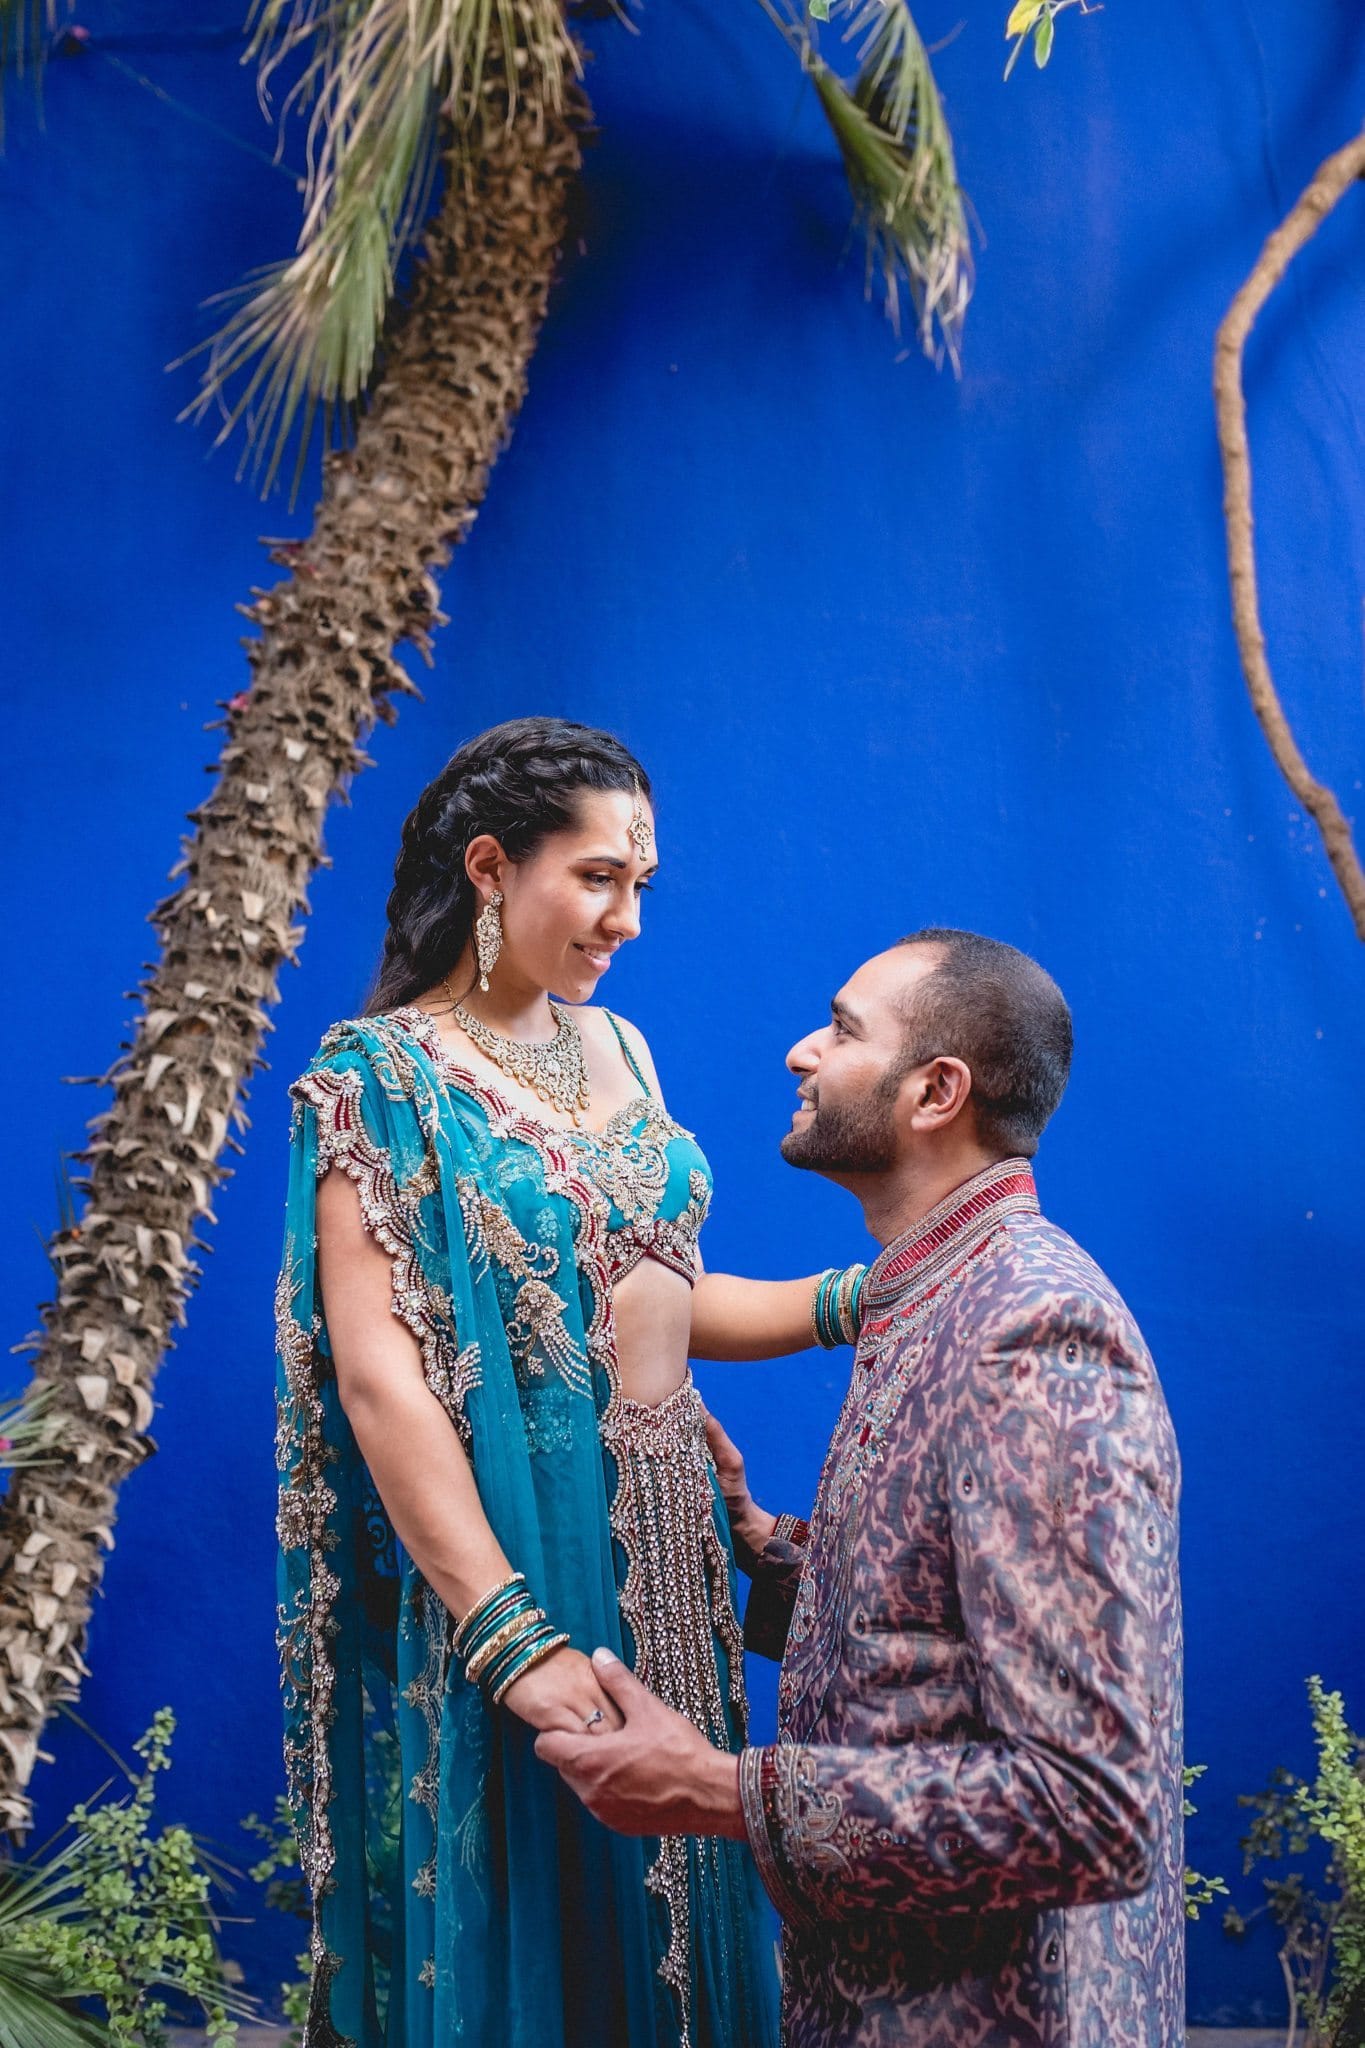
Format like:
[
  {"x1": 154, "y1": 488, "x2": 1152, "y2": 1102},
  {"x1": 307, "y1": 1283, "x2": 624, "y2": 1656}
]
[{"x1": 737, "y1": 1159, "x2": 1183, "y2": 2048}]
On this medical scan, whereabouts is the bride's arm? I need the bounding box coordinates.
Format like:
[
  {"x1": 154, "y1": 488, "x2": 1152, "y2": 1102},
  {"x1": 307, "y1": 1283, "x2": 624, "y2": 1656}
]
[
  {"x1": 317, "y1": 1166, "x2": 621, "y2": 1734},
  {"x1": 689, "y1": 1263, "x2": 827, "y2": 1360},
  {"x1": 600, "y1": 1014, "x2": 848, "y2": 1362}
]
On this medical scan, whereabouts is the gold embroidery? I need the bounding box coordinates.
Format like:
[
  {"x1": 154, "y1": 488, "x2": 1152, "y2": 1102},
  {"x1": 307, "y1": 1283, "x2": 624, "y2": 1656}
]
[
  {"x1": 296, "y1": 1062, "x2": 481, "y2": 1436},
  {"x1": 381, "y1": 1010, "x2": 739, "y2": 2045},
  {"x1": 275, "y1": 1254, "x2": 348, "y2": 2038},
  {"x1": 507, "y1": 1277, "x2": 592, "y2": 1399}
]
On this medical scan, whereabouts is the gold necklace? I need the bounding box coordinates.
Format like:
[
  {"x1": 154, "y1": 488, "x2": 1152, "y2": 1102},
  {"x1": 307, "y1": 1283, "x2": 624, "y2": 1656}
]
[{"x1": 445, "y1": 980, "x2": 591, "y2": 1126}]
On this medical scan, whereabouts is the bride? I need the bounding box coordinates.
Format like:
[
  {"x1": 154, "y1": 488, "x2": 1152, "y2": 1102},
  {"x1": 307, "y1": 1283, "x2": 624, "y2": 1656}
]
[{"x1": 275, "y1": 717, "x2": 863, "y2": 2048}]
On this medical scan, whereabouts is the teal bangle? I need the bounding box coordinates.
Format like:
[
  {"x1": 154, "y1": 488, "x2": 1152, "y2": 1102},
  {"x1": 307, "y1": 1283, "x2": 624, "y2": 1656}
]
[
  {"x1": 465, "y1": 1605, "x2": 547, "y2": 1687},
  {"x1": 813, "y1": 1264, "x2": 868, "y2": 1348},
  {"x1": 460, "y1": 1585, "x2": 537, "y2": 1665},
  {"x1": 481, "y1": 1620, "x2": 561, "y2": 1701},
  {"x1": 476, "y1": 1614, "x2": 557, "y2": 1691},
  {"x1": 454, "y1": 1573, "x2": 527, "y2": 1657},
  {"x1": 811, "y1": 1270, "x2": 837, "y2": 1348},
  {"x1": 491, "y1": 1630, "x2": 571, "y2": 1708}
]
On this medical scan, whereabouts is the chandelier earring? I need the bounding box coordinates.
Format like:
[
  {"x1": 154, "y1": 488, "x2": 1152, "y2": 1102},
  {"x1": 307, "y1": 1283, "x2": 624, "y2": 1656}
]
[{"x1": 474, "y1": 891, "x2": 504, "y2": 993}]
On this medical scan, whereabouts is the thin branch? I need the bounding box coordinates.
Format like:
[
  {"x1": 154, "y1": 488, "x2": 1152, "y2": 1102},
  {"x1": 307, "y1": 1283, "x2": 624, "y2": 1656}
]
[{"x1": 1213, "y1": 124, "x2": 1365, "y2": 940}]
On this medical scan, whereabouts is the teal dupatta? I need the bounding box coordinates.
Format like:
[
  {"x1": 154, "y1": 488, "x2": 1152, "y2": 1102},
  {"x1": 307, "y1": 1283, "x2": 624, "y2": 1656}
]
[{"x1": 275, "y1": 1013, "x2": 777, "y2": 2048}]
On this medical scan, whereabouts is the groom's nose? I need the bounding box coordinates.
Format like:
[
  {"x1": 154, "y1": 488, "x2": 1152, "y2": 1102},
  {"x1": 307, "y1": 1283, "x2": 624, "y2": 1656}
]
[{"x1": 786, "y1": 1030, "x2": 821, "y2": 1075}]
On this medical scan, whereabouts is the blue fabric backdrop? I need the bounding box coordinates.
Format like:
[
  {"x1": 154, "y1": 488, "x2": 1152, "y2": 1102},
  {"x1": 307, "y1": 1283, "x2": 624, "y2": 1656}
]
[{"x1": 3, "y1": 0, "x2": 1363, "y2": 2025}]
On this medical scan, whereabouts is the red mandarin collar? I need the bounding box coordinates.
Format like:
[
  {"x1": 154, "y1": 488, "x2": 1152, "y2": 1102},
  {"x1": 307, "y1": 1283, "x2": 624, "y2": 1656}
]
[{"x1": 861, "y1": 1157, "x2": 1039, "y2": 1315}]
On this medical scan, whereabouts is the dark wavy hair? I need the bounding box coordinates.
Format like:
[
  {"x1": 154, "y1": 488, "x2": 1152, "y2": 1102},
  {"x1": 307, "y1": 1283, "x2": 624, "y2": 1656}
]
[
  {"x1": 895, "y1": 928, "x2": 1073, "y2": 1158},
  {"x1": 366, "y1": 717, "x2": 652, "y2": 1015}
]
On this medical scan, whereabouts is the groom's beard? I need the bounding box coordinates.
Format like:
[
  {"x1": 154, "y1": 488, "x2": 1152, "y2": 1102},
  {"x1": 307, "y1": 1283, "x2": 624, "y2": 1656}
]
[{"x1": 780, "y1": 1080, "x2": 899, "y2": 1175}]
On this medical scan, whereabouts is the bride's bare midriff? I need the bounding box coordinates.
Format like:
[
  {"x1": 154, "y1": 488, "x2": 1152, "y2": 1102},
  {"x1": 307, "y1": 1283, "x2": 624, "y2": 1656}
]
[{"x1": 610, "y1": 1259, "x2": 695, "y2": 1406}]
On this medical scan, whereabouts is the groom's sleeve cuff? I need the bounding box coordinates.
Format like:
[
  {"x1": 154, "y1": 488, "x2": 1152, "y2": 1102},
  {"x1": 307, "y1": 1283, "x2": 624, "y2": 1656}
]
[
  {"x1": 741, "y1": 1518, "x2": 810, "y2": 1660},
  {"x1": 739, "y1": 1745, "x2": 815, "y2": 1927}
]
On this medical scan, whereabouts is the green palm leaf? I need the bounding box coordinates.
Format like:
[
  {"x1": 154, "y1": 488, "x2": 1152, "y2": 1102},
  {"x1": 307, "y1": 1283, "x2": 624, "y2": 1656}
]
[
  {"x1": 753, "y1": 0, "x2": 971, "y2": 363},
  {"x1": 0, "y1": 0, "x2": 68, "y2": 134},
  {"x1": 185, "y1": 0, "x2": 577, "y2": 494},
  {"x1": 0, "y1": 1978, "x2": 107, "y2": 2048}
]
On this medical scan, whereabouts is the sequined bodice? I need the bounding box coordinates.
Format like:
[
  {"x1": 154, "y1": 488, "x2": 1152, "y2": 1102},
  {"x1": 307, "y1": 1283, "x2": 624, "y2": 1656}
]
[
  {"x1": 566, "y1": 1096, "x2": 712, "y2": 1287},
  {"x1": 392, "y1": 1005, "x2": 712, "y2": 1289}
]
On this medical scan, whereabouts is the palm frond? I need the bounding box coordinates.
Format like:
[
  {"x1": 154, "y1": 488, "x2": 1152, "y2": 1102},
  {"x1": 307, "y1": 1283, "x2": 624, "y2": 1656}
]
[
  {"x1": 0, "y1": 1384, "x2": 61, "y2": 1473},
  {"x1": 185, "y1": 0, "x2": 577, "y2": 494},
  {"x1": 754, "y1": 0, "x2": 971, "y2": 363},
  {"x1": 0, "y1": 0, "x2": 63, "y2": 134},
  {"x1": 0, "y1": 1975, "x2": 107, "y2": 2048},
  {"x1": 810, "y1": 0, "x2": 971, "y2": 361}
]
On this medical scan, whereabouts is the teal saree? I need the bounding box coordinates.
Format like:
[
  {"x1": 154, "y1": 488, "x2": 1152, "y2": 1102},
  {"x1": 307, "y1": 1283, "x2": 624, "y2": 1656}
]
[{"x1": 275, "y1": 1013, "x2": 778, "y2": 2048}]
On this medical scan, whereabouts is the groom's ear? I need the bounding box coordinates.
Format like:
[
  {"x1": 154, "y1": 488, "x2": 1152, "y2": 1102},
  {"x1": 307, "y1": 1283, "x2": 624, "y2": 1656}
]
[{"x1": 906, "y1": 1055, "x2": 973, "y2": 1131}]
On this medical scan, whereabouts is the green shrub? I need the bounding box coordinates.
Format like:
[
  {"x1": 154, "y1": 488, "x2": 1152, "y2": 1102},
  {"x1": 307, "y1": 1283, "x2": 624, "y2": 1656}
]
[
  {"x1": 1224, "y1": 1676, "x2": 1365, "y2": 2048},
  {"x1": 0, "y1": 1709, "x2": 251, "y2": 2047}
]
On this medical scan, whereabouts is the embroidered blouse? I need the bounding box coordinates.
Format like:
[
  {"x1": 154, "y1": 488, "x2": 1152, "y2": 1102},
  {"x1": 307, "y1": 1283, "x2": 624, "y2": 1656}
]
[
  {"x1": 565, "y1": 1012, "x2": 712, "y2": 1287},
  {"x1": 397, "y1": 1004, "x2": 713, "y2": 1289}
]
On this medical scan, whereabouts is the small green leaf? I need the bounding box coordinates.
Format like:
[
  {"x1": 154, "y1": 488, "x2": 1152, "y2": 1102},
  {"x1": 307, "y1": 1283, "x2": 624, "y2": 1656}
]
[
  {"x1": 1034, "y1": 12, "x2": 1054, "y2": 65},
  {"x1": 1005, "y1": 0, "x2": 1043, "y2": 34},
  {"x1": 810, "y1": 0, "x2": 832, "y2": 18}
]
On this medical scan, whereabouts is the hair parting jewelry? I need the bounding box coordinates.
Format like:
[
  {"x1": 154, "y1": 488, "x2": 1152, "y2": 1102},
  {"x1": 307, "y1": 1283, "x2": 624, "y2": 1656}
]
[
  {"x1": 628, "y1": 779, "x2": 653, "y2": 860},
  {"x1": 810, "y1": 1264, "x2": 868, "y2": 1348}
]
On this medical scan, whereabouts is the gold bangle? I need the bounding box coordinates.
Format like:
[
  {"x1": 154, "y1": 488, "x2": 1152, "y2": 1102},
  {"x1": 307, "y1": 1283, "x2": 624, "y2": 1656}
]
[
  {"x1": 454, "y1": 1571, "x2": 524, "y2": 1655},
  {"x1": 491, "y1": 1631, "x2": 571, "y2": 1707},
  {"x1": 465, "y1": 1608, "x2": 547, "y2": 1686},
  {"x1": 838, "y1": 1266, "x2": 858, "y2": 1344}
]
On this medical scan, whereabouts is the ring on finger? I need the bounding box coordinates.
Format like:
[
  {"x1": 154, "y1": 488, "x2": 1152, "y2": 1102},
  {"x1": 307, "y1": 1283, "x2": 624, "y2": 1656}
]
[{"x1": 583, "y1": 1708, "x2": 606, "y2": 1731}]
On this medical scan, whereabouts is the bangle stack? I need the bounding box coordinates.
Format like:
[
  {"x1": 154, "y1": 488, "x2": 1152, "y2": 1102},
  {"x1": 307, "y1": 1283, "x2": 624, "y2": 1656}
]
[
  {"x1": 810, "y1": 1264, "x2": 868, "y2": 1349},
  {"x1": 454, "y1": 1573, "x2": 569, "y2": 1708}
]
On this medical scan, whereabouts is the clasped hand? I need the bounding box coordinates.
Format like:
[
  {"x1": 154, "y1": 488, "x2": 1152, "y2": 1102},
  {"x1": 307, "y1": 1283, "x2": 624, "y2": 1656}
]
[
  {"x1": 534, "y1": 1648, "x2": 746, "y2": 1840},
  {"x1": 500, "y1": 1645, "x2": 624, "y2": 1735}
]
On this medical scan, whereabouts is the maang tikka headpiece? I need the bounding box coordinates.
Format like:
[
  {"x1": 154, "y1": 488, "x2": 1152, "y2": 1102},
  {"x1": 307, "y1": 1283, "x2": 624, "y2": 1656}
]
[{"x1": 628, "y1": 780, "x2": 653, "y2": 860}]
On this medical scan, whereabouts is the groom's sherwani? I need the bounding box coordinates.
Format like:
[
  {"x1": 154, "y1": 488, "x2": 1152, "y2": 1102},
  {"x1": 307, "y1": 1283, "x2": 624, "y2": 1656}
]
[{"x1": 737, "y1": 1159, "x2": 1183, "y2": 2048}]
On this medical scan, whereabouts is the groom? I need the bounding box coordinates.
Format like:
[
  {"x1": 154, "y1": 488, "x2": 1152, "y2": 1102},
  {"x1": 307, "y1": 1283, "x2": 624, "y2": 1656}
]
[{"x1": 537, "y1": 929, "x2": 1184, "y2": 2048}]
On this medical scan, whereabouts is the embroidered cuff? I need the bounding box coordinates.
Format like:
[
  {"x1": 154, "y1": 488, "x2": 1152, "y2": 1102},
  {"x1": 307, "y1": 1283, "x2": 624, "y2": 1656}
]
[
  {"x1": 733, "y1": 1512, "x2": 809, "y2": 1578},
  {"x1": 738, "y1": 1746, "x2": 814, "y2": 1928}
]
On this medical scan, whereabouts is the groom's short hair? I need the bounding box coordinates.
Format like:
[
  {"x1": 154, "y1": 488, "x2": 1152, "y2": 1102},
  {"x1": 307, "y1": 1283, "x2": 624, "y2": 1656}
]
[{"x1": 895, "y1": 930, "x2": 1073, "y2": 1158}]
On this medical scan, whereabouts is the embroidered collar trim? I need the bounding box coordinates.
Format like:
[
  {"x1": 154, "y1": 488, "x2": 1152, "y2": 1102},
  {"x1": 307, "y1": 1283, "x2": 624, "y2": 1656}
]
[{"x1": 862, "y1": 1156, "x2": 1038, "y2": 1313}]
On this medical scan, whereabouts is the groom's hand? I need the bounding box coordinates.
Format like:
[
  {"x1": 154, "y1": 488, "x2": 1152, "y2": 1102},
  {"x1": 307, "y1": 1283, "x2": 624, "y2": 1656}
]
[{"x1": 534, "y1": 1648, "x2": 747, "y2": 1840}]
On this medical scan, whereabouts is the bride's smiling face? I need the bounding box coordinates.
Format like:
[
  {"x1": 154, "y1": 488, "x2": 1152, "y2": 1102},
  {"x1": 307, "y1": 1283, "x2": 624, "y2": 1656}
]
[{"x1": 470, "y1": 788, "x2": 658, "y2": 1004}]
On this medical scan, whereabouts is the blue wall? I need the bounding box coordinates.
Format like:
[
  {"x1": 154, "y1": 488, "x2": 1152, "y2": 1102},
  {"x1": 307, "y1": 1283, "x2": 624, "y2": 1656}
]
[{"x1": 4, "y1": 0, "x2": 1363, "y2": 2024}]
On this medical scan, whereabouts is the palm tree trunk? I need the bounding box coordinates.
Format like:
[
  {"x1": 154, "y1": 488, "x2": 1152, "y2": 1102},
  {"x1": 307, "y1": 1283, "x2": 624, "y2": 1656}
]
[{"x1": 0, "y1": 83, "x2": 583, "y2": 1830}]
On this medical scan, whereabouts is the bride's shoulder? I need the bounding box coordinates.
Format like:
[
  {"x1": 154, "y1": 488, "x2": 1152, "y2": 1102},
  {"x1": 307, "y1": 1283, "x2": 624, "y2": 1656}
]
[
  {"x1": 298, "y1": 1007, "x2": 426, "y2": 1080},
  {"x1": 572, "y1": 1005, "x2": 663, "y2": 1098}
]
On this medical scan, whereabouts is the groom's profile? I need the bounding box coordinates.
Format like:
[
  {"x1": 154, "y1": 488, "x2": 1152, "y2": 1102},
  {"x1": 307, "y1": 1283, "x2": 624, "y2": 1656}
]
[{"x1": 538, "y1": 929, "x2": 1184, "y2": 2048}]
